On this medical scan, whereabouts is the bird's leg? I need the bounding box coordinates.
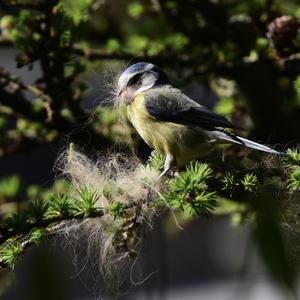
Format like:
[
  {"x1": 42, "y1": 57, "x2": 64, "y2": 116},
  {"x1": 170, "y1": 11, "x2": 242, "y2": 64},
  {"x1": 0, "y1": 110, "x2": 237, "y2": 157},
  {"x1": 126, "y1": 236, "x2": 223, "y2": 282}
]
[{"x1": 160, "y1": 153, "x2": 175, "y2": 177}]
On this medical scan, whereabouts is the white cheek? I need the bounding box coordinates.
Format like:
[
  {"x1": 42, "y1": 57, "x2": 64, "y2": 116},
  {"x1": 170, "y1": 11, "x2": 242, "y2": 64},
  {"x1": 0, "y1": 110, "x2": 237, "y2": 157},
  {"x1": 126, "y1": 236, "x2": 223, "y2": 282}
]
[
  {"x1": 134, "y1": 73, "x2": 156, "y2": 95},
  {"x1": 134, "y1": 83, "x2": 153, "y2": 96}
]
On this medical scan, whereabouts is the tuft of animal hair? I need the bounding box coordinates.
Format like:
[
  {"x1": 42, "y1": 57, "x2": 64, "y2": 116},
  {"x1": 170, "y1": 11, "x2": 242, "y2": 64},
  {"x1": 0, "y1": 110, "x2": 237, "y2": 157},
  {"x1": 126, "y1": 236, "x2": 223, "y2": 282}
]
[
  {"x1": 55, "y1": 144, "x2": 161, "y2": 294},
  {"x1": 91, "y1": 62, "x2": 136, "y2": 144},
  {"x1": 90, "y1": 61, "x2": 131, "y2": 108}
]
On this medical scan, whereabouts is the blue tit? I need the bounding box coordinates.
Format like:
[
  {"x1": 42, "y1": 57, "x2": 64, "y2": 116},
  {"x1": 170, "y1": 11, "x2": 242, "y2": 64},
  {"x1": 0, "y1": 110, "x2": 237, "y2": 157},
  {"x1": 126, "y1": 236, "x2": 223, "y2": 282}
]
[{"x1": 117, "y1": 62, "x2": 282, "y2": 177}]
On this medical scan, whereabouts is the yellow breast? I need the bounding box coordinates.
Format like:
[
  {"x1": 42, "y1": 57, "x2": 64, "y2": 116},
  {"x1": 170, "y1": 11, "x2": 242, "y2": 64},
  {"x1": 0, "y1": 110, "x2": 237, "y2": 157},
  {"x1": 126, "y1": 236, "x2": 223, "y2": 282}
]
[{"x1": 127, "y1": 93, "x2": 214, "y2": 166}]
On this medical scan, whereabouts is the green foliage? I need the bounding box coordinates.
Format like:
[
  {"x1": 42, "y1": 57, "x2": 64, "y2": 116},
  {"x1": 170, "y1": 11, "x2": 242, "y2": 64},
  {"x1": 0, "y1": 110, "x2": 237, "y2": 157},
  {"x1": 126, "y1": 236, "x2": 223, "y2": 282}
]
[
  {"x1": 0, "y1": 175, "x2": 20, "y2": 200},
  {"x1": 59, "y1": 0, "x2": 93, "y2": 25},
  {"x1": 49, "y1": 194, "x2": 73, "y2": 217},
  {"x1": 125, "y1": 34, "x2": 149, "y2": 52},
  {"x1": 146, "y1": 150, "x2": 165, "y2": 171},
  {"x1": 0, "y1": 242, "x2": 23, "y2": 269},
  {"x1": 73, "y1": 186, "x2": 100, "y2": 217},
  {"x1": 106, "y1": 39, "x2": 121, "y2": 52},
  {"x1": 128, "y1": 2, "x2": 144, "y2": 19},
  {"x1": 3, "y1": 211, "x2": 29, "y2": 235},
  {"x1": 256, "y1": 37, "x2": 269, "y2": 48},
  {"x1": 288, "y1": 169, "x2": 300, "y2": 190},
  {"x1": 214, "y1": 97, "x2": 235, "y2": 119},
  {"x1": 166, "y1": 162, "x2": 217, "y2": 217},
  {"x1": 109, "y1": 202, "x2": 128, "y2": 219},
  {"x1": 241, "y1": 173, "x2": 258, "y2": 192},
  {"x1": 28, "y1": 228, "x2": 46, "y2": 245},
  {"x1": 222, "y1": 172, "x2": 259, "y2": 195},
  {"x1": 26, "y1": 185, "x2": 43, "y2": 201},
  {"x1": 165, "y1": 33, "x2": 189, "y2": 51},
  {"x1": 286, "y1": 148, "x2": 300, "y2": 166},
  {"x1": 0, "y1": 15, "x2": 14, "y2": 29},
  {"x1": 285, "y1": 149, "x2": 300, "y2": 191},
  {"x1": 26, "y1": 199, "x2": 50, "y2": 223},
  {"x1": 221, "y1": 172, "x2": 237, "y2": 194},
  {"x1": 26, "y1": 180, "x2": 69, "y2": 203}
]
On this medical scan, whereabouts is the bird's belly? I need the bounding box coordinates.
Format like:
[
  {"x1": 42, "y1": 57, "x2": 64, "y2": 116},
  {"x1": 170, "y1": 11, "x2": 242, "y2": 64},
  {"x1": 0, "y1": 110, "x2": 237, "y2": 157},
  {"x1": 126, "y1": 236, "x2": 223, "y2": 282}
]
[{"x1": 127, "y1": 101, "x2": 214, "y2": 166}]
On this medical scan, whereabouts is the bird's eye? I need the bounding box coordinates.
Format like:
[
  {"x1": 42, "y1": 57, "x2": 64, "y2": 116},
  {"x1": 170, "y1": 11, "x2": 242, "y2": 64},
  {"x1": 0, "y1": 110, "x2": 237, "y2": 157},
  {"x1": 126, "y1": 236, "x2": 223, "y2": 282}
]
[{"x1": 127, "y1": 73, "x2": 141, "y2": 86}]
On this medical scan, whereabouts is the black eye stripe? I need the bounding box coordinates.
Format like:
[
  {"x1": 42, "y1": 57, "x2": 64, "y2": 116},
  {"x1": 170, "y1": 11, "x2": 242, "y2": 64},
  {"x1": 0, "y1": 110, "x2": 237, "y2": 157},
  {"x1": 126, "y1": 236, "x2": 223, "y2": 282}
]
[{"x1": 127, "y1": 73, "x2": 141, "y2": 86}]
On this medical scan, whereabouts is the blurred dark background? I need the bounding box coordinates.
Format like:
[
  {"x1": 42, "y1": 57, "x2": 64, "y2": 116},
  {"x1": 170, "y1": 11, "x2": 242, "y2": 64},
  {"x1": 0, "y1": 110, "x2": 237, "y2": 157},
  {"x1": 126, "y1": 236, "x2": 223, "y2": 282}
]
[{"x1": 0, "y1": 0, "x2": 300, "y2": 299}]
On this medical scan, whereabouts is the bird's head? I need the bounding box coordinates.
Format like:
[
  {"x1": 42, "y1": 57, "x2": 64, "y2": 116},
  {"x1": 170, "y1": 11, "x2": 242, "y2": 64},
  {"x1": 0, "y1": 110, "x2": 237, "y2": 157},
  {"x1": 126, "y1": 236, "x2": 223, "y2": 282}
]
[{"x1": 117, "y1": 62, "x2": 168, "y2": 105}]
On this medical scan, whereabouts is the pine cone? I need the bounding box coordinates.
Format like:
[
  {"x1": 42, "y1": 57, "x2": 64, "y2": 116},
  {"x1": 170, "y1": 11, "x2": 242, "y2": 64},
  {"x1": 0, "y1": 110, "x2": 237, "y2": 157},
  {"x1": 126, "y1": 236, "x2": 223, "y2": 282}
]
[{"x1": 267, "y1": 15, "x2": 299, "y2": 57}]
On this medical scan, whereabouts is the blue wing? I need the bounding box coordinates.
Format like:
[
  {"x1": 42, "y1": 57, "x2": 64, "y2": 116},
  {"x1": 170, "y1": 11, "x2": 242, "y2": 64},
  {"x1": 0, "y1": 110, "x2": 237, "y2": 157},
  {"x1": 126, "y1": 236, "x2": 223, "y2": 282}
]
[{"x1": 145, "y1": 88, "x2": 242, "y2": 131}]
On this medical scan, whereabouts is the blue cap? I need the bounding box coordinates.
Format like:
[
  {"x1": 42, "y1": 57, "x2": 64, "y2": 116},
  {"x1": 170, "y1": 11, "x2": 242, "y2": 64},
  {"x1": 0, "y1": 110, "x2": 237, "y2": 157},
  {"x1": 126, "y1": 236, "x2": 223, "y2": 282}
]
[
  {"x1": 118, "y1": 62, "x2": 168, "y2": 90},
  {"x1": 123, "y1": 62, "x2": 150, "y2": 75}
]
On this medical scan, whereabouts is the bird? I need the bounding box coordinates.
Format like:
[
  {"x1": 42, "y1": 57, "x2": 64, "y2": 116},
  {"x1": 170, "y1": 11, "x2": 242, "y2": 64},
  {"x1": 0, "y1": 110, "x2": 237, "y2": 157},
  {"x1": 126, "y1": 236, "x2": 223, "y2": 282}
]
[{"x1": 117, "y1": 62, "x2": 282, "y2": 177}]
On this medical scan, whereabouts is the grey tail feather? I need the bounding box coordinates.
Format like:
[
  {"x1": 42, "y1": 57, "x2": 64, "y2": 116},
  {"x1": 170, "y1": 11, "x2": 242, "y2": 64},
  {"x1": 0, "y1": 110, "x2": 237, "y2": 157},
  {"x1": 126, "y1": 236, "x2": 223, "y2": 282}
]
[{"x1": 220, "y1": 133, "x2": 283, "y2": 155}]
